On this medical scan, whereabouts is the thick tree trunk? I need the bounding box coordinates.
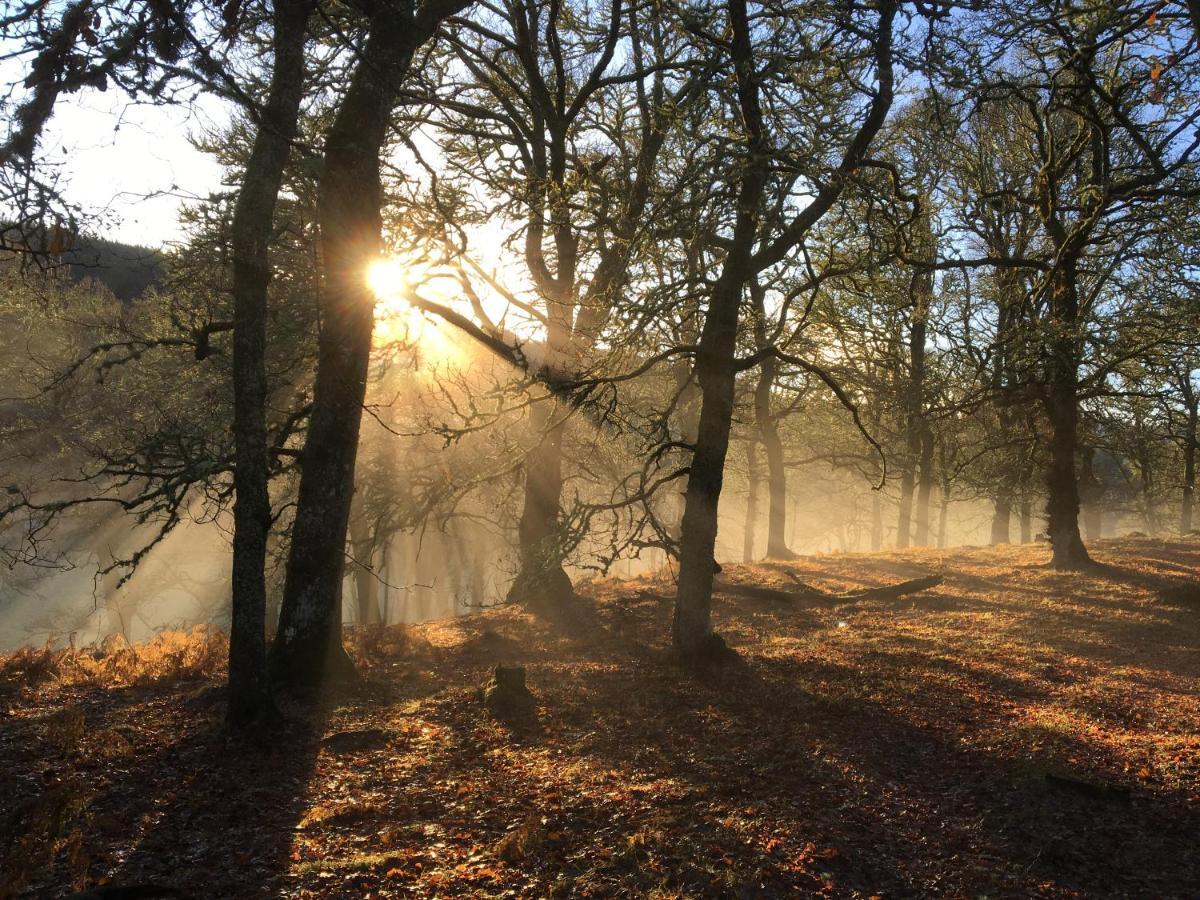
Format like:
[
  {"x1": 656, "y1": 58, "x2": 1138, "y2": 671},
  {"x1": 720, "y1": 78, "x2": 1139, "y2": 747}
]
[
  {"x1": 271, "y1": 6, "x2": 418, "y2": 686},
  {"x1": 675, "y1": 347, "x2": 740, "y2": 654},
  {"x1": 507, "y1": 406, "x2": 573, "y2": 608},
  {"x1": 763, "y1": 429, "x2": 794, "y2": 559},
  {"x1": 990, "y1": 496, "x2": 1012, "y2": 545},
  {"x1": 226, "y1": 0, "x2": 312, "y2": 729},
  {"x1": 743, "y1": 442, "x2": 759, "y2": 563},
  {"x1": 1019, "y1": 499, "x2": 1033, "y2": 543},
  {"x1": 1043, "y1": 265, "x2": 1091, "y2": 569}
]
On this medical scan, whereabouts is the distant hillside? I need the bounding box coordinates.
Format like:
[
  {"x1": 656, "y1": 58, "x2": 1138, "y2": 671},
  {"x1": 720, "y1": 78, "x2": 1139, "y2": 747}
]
[{"x1": 63, "y1": 237, "x2": 164, "y2": 301}]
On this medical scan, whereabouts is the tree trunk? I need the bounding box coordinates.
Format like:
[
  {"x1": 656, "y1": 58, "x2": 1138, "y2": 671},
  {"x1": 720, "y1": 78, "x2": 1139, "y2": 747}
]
[
  {"x1": 763, "y1": 426, "x2": 794, "y2": 559},
  {"x1": 870, "y1": 491, "x2": 883, "y2": 551},
  {"x1": 1079, "y1": 446, "x2": 1103, "y2": 542},
  {"x1": 1043, "y1": 265, "x2": 1091, "y2": 569},
  {"x1": 271, "y1": 5, "x2": 419, "y2": 687},
  {"x1": 348, "y1": 513, "x2": 380, "y2": 625},
  {"x1": 673, "y1": 0, "x2": 770, "y2": 657},
  {"x1": 914, "y1": 426, "x2": 934, "y2": 546},
  {"x1": 990, "y1": 496, "x2": 1012, "y2": 545},
  {"x1": 749, "y1": 281, "x2": 795, "y2": 560},
  {"x1": 937, "y1": 479, "x2": 950, "y2": 549},
  {"x1": 226, "y1": 0, "x2": 312, "y2": 729},
  {"x1": 899, "y1": 200, "x2": 932, "y2": 550},
  {"x1": 1183, "y1": 407, "x2": 1197, "y2": 534},
  {"x1": 1017, "y1": 416, "x2": 1037, "y2": 544},
  {"x1": 506, "y1": 405, "x2": 573, "y2": 608},
  {"x1": 673, "y1": 0, "x2": 894, "y2": 654},
  {"x1": 743, "y1": 442, "x2": 759, "y2": 563},
  {"x1": 896, "y1": 469, "x2": 915, "y2": 549}
]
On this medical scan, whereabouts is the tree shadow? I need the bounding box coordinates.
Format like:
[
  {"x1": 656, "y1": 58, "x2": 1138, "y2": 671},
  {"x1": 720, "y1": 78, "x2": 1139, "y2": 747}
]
[{"x1": 549, "y1": 648, "x2": 1200, "y2": 897}]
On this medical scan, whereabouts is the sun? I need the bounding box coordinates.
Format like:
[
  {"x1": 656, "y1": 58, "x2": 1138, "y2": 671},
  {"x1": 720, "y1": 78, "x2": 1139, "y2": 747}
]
[
  {"x1": 367, "y1": 257, "x2": 408, "y2": 302},
  {"x1": 366, "y1": 255, "x2": 462, "y2": 361}
]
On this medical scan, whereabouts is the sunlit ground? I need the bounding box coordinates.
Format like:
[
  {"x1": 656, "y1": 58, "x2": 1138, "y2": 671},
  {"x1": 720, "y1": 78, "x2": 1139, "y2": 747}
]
[{"x1": 3, "y1": 537, "x2": 1198, "y2": 897}]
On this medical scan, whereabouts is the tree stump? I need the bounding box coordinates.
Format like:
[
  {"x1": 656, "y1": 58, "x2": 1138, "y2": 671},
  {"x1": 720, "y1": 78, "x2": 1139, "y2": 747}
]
[{"x1": 479, "y1": 665, "x2": 537, "y2": 722}]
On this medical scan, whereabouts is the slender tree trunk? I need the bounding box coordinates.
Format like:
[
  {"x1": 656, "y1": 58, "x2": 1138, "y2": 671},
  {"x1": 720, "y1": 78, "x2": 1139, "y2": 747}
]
[
  {"x1": 673, "y1": 0, "x2": 769, "y2": 657},
  {"x1": 899, "y1": 201, "x2": 932, "y2": 550},
  {"x1": 896, "y1": 471, "x2": 914, "y2": 549},
  {"x1": 1043, "y1": 264, "x2": 1091, "y2": 569},
  {"x1": 870, "y1": 491, "x2": 883, "y2": 551},
  {"x1": 1131, "y1": 434, "x2": 1156, "y2": 535},
  {"x1": 743, "y1": 442, "x2": 759, "y2": 563},
  {"x1": 226, "y1": 0, "x2": 313, "y2": 729},
  {"x1": 1018, "y1": 416, "x2": 1037, "y2": 544},
  {"x1": 348, "y1": 513, "x2": 380, "y2": 625},
  {"x1": 869, "y1": 403, "x2": 883, "y2": 551},
  {"x1": 1183, "y1": 407, "x2": 1197, "y2": 534},
  {"x1": 271, "y1": 5, "x2": 420, "y2": 686},
  {"x1": 1079, "y1": 446, "x2": 1103, "y2": 542},
  {"x1": 749, "y1": 282, "x2": 796, "y2": 559},
  {"x1": 937, "y1": 481, "x2": 950, "y2": 549},
  {"x1": 673, "y1": 0, "x2": 894, "y2": 654},
  {"x1": 379, "y1": 541, "x2": 392, "y2": 625},
  {"x1": 914, "y1": 426, "x2": 934, "y2": 546}
]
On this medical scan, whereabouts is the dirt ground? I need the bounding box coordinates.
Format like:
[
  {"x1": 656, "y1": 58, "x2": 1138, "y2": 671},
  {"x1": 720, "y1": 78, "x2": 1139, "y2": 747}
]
[{"x1": 1, "y1": 537, "x2": 1198, "y2": 898}]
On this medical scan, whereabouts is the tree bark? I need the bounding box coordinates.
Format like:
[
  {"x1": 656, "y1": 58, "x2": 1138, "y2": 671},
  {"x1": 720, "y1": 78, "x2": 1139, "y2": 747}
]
[
  {"x1": 1183, "y1": 405, "x2": 1197, "y2": 534},
  {"x1": 914, "y1": 425, "x2": 934, "y2": 546},
  {"x1": 1043, "y1": 264, "x2": 1091, "y2": 568},
  {"x1": 990, "y1": 496, "x2": 1012, "y2": 545},
  {"x1": 506, "y1": 406, "x2": 574, "y2": 608},
  {"x1": 937, "y1": 479, "x2": 949, "y2": 548},
  {"x1": 1079, "y1": 445, "x2": 1103, "y2": 542},
  {"x1": 748, "y1": 280, "x2": 796, "y2": 560},
  {"x1": 870, "y1": 491, "x2": 883, "y2": 551},
  {"x1": 348, "y1": 513, "x2": 380, "y2": 625},
  {"x1": 226, "y1": 0, "x2": 313, "y2": 729},
  {"x1": 1019, "y1": 498, "x2": 1033, "y2": 543},
  {"x1": 743, "y1": 441, "x2": 759, "y2": 563},
  {"x1": 271, "y1": 3, "x2": 428, "y2": 687},
  {"x1": 896, "y1": 466, "x2": 915, "y2": 549},
  {"x1": 673, "y1": 0, "x2": 770, "y2": 658}
]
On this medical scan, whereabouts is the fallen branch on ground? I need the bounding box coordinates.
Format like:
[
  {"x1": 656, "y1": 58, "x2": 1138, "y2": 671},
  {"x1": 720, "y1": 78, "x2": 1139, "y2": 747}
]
[{"x1": 713, "y1": 574, "x2": 943, "y2": 606}]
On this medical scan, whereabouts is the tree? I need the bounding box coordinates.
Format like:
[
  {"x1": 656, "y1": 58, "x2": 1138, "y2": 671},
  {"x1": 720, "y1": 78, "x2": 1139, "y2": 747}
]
[
  {"x1": 226, "y1": 0, "x2": 315, "y2": 728},
  {"x1": 270, "y1": 0, "x2": 471, "y2": 686},
  {"x1": 672, "y1": 0, "x2": 897, "y2": 657}
]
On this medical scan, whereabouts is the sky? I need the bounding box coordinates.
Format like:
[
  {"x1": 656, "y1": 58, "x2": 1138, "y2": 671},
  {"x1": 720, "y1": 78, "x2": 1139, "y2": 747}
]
[{"x1": 34, "y1": 89, "x2": 227, "y2": 249}]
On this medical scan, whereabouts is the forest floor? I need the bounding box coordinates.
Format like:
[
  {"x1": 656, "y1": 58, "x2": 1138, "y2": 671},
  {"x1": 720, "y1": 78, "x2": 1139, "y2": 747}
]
[{"x1": 1, "y1": 538, "x2": 1199, "y2": 899}]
